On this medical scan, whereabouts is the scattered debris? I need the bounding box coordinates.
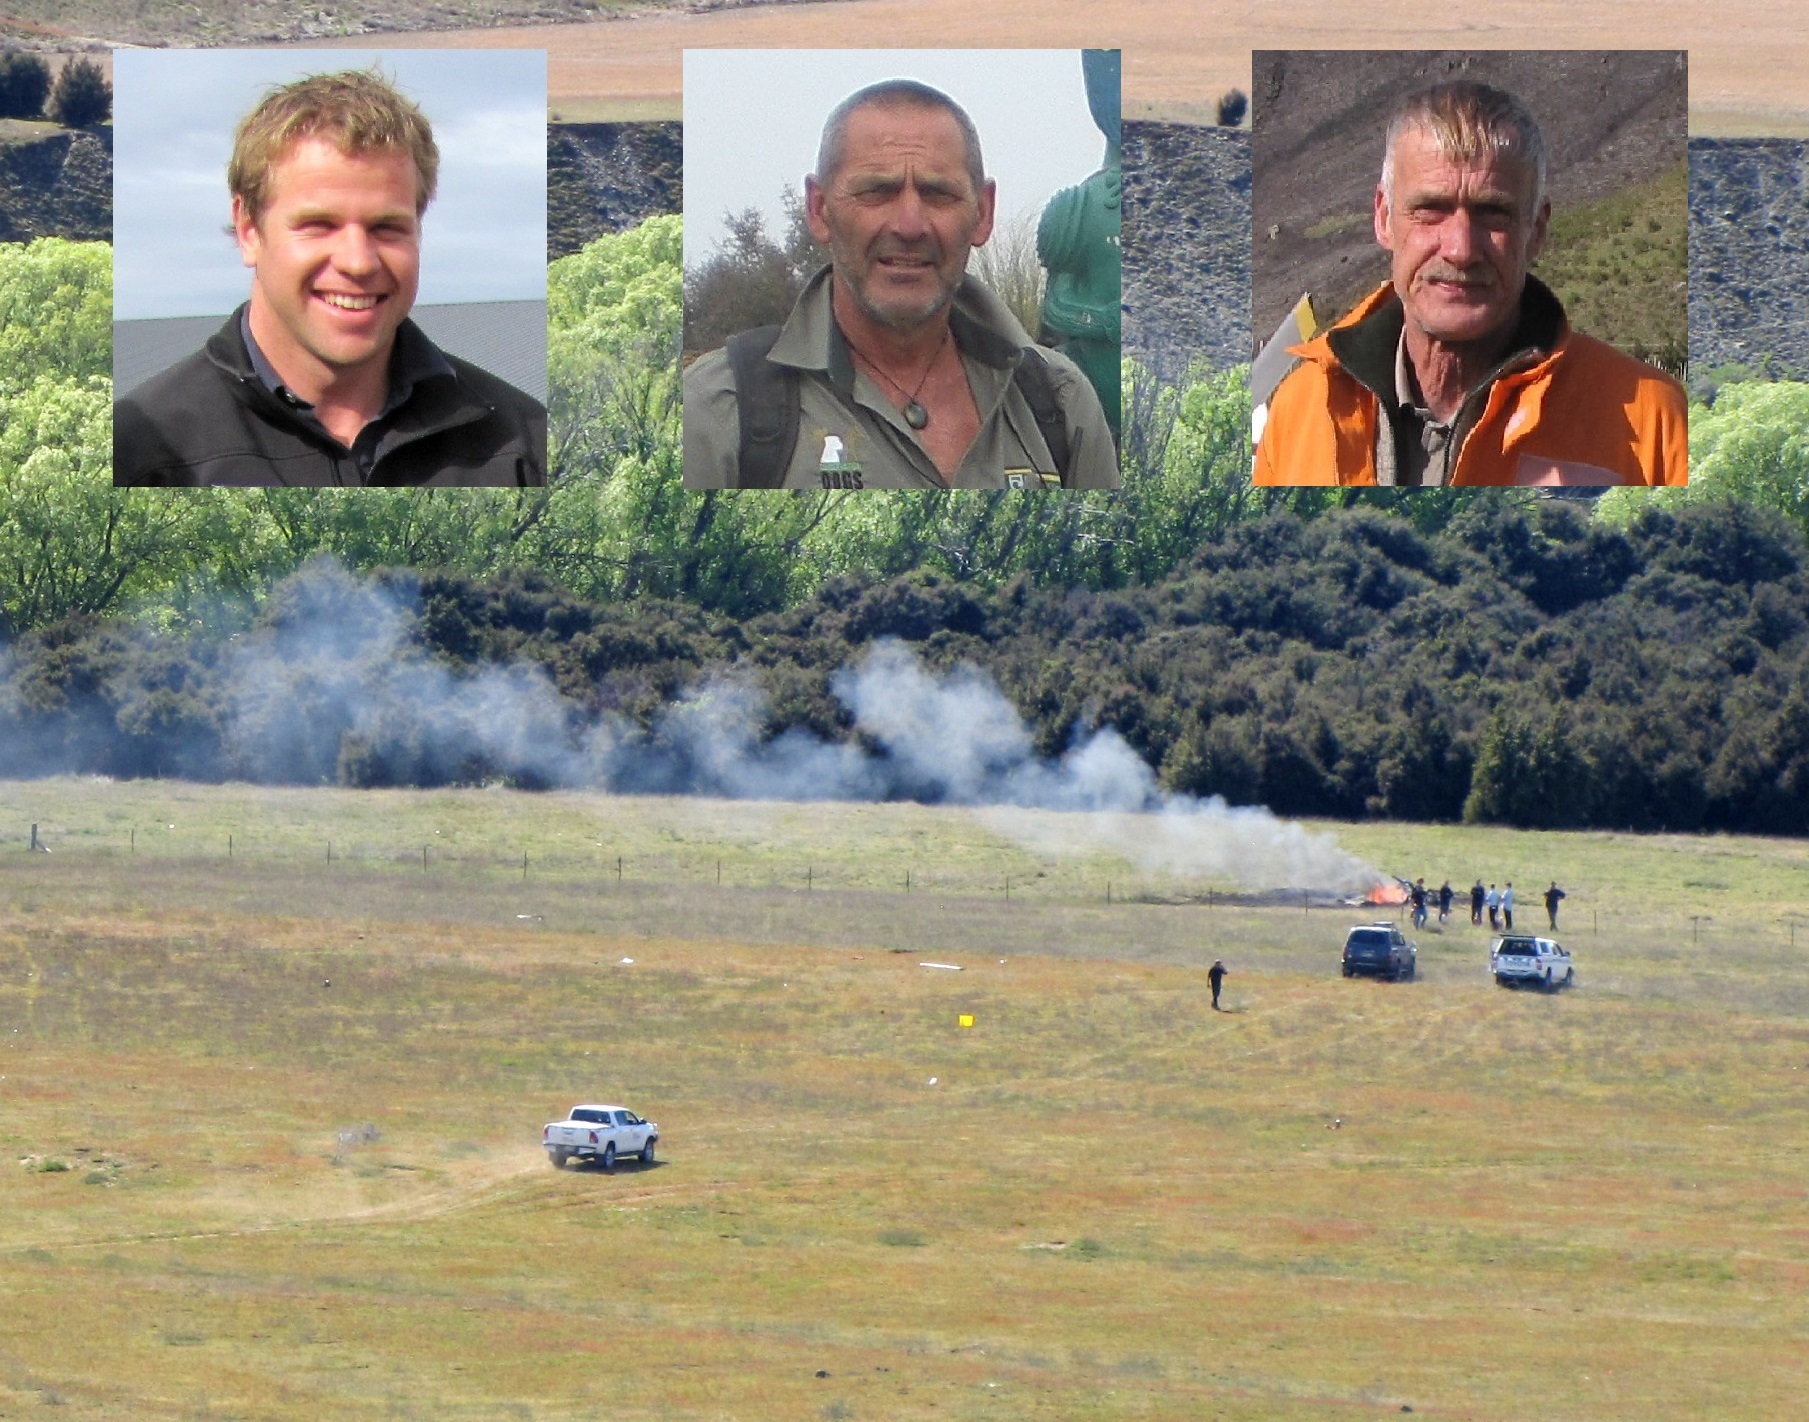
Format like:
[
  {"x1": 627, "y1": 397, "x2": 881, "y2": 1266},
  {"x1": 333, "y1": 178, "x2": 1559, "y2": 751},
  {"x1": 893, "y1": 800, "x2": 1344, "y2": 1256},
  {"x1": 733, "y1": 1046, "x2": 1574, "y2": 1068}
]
[
  {"x1": 920, "y1": 962, "x2": 962, "y2": 971},
  {"x1": 333, "y1": 1123, "x2": 381, "y2": 1164}
]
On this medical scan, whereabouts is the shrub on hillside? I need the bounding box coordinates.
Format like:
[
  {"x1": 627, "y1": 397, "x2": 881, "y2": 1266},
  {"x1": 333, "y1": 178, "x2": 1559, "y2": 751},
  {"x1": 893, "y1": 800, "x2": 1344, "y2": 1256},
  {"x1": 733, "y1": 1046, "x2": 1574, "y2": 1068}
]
[
  {"x1": 0, "y1": 51, "x2": 51, "y2": 119},
  {"x1": 47, "y1": 56, "x2": 109, "y2": 128}
]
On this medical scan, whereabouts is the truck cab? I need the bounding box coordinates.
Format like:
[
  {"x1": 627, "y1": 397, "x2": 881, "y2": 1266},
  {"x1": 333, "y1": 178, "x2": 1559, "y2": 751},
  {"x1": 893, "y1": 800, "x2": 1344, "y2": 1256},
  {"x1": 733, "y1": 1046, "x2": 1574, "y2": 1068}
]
[{"x1": 1491, "y1": 936, "x2": 1574, "y2": 990}]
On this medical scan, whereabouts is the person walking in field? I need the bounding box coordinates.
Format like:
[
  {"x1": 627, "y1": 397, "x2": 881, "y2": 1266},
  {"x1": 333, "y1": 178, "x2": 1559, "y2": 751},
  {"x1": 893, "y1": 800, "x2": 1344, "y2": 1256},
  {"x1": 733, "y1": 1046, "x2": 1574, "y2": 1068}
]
[
  {"x1": 1502, "y1": 881, "x2": 1516, "y2": 930},
  {"x1": 1438, "y1": 880, "x2": 1454, "y2": 925},
  {"x1": 1471, "y1": 879, "x2": 1485, "y2": 925},
  {"x1": 1410, "y1": 878, "x2": 1428, "y2": 929},
  {"x1": 1544, "y1": 881, "x2": 1566, "y2": 930},
  {"x1": 1486, "y1": 883, "x2": 1500, "y2": 930},
  {"x1": 1208, "y1": 959, "x2": 1228, "y2": 1011}
]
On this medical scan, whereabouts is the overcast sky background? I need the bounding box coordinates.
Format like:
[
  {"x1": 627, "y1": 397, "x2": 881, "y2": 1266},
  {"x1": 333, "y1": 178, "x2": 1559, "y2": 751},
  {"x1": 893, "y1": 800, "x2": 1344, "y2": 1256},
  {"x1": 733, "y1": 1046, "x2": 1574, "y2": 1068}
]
[
  {"x1": 682, "y1": 50, "x2": 1113, "y2": 272},
  {"x1": 113, "y1": 49, "x2": 546, "y2": 322}
]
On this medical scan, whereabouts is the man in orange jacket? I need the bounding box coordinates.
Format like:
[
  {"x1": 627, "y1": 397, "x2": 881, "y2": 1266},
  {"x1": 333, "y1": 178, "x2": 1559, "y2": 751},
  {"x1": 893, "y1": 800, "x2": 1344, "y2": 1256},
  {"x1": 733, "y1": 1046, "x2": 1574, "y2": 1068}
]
[{"x1": 1254, "y1": 81, "x2": 1687, "y2": 488}]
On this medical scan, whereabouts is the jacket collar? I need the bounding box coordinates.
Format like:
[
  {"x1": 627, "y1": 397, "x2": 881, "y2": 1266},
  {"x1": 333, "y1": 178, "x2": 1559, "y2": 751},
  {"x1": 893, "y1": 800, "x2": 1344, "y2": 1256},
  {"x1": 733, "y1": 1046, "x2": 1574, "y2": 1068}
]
[
  {"x1": 206, "y1": 303, "x2": 457, "y2": 408},
  {"x1": 201, "y1": 305, "x2": 492, "y2": 460},
  {"x1": 1306, "y1": 274, "x2": 1570, "y2": 406}
]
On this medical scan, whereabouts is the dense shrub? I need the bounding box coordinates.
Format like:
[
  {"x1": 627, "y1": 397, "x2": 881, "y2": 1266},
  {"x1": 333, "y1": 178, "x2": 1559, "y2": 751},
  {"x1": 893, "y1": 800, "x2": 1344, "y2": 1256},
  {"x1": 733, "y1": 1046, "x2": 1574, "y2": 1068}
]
[
  {"x1": 46, "y1": 56, "x2": 109, "y2": 128},
  {"x1": 0, "y1": 51, "x2": 51, "y2": 119}
]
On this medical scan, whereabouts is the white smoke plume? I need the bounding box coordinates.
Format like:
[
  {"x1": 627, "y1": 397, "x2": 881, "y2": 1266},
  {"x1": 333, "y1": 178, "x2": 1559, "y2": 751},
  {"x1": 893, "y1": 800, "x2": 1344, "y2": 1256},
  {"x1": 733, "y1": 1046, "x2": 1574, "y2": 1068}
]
[{"x1": 189, "y1": 562, "x2": 1382, "y2": 891}]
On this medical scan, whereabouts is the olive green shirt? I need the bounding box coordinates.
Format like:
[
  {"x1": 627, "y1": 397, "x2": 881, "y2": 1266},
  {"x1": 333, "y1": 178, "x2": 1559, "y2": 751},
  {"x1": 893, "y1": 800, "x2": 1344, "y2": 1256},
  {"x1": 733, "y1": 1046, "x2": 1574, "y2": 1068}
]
[{"x1": 682, "y1": 267, "x2": 1119, "y2": 491}]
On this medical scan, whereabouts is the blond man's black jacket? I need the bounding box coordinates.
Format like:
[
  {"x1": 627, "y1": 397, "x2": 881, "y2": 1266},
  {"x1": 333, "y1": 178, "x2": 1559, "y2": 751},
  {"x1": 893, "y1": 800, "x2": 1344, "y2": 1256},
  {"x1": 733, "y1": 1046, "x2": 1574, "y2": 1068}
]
[{"x1": 114, "y1": 309, "x2": 545, "y2": 488}]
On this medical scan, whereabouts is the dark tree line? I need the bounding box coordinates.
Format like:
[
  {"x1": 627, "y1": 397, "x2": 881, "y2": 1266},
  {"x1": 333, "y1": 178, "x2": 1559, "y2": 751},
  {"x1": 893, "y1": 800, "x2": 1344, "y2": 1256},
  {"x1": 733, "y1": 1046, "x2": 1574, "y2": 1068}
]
[
  {"x1": 2, "y1": 500, "x2": 1805, "y2": 835},
  {"x1": 0, "y1": 53, "x2": 110, "y2": 127}
]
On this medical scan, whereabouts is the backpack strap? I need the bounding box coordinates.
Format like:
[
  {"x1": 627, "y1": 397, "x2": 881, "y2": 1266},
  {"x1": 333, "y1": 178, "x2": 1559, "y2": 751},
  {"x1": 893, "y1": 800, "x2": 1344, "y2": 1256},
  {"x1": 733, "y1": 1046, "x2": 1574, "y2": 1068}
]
[
  {"x1": 725, "y1": 325, "x2": 798, "y2": 489},
  {"x1": 730, "y1": 325, "x2": 1077, "y2": 489},
  {"x1": 1011, "y1": 346, "x2": 1074, "y2": 487}
]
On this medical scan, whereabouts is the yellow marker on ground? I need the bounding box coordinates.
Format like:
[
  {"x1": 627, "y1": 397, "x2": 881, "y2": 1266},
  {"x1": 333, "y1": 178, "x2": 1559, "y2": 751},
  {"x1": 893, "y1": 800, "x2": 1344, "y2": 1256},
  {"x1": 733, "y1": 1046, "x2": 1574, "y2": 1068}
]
[{"x1": 958, "y1": 1015, "x2": 974, "y2": 1028}]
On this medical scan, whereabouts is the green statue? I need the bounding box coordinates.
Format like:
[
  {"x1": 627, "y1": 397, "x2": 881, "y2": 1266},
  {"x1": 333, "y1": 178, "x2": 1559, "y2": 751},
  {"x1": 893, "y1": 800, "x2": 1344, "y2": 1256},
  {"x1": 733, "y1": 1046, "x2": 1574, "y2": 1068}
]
[{"x1": 1038, "y1": 49, "x2": 1123, "y2": 436}]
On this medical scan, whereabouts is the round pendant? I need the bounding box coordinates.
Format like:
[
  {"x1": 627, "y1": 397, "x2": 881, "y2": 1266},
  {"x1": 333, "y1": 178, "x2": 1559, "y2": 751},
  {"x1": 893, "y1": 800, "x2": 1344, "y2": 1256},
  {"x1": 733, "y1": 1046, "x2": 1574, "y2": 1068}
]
[{"x1": 904, "y1": 401, "x2": 929, "y2": 430}]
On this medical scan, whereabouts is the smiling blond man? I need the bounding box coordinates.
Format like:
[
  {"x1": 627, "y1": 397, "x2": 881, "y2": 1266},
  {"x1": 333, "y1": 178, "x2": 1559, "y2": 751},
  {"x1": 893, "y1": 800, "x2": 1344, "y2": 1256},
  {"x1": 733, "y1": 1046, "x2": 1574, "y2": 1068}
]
[
  {"x1": 115, "y1": 69, "x2": 545, "y2": 488},
  {"x1": 683, "y1": 78, "x2": 1118, "y2": 491},
  {"x1": 1255, "y1": 80, "x2": 1687, "y2": 487}
]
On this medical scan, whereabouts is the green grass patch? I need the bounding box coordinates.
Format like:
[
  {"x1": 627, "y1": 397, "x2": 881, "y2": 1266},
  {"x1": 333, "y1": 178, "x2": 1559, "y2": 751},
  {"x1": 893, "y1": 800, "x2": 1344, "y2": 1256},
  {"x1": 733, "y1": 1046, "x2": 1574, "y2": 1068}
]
[
  {"x1": 1304, "y1": 211, "x2": 1369, "y2": 241},
  {"x1": 1535, "y1": 161, "x2": 1689, "y2": 371}
]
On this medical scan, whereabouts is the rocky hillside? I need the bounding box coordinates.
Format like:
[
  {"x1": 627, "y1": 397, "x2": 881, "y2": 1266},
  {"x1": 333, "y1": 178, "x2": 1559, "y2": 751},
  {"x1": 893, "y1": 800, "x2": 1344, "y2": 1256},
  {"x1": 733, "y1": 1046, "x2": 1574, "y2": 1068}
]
[
  {"x1": 0, "y1": 123, "x2": 110, "y2": 242},
  {"x1": 1689, "y1": 138, "x2": 1809, "y2": 381},
  {"x1": 1122, "y1": 121, "x2": 1251, "y2": 371},
  {"x1": 549, "y1": 121, "x2": 681, "y2": 258}
]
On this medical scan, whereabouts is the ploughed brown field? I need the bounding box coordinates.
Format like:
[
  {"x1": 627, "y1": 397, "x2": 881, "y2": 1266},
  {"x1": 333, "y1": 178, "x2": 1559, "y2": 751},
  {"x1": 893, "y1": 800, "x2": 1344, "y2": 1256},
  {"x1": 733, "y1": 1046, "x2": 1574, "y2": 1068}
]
[{"x1": 290, "y1": 0, "x2": 1809, "y2": 134}]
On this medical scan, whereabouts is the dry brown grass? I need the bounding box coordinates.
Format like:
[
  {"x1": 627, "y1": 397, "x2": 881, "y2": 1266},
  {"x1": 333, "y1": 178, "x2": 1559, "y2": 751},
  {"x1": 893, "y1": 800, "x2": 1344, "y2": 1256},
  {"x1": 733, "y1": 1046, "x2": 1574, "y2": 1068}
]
[
  {"x1": 281, "y1": 0, "x2": 1809, "y2": 134},
  {"x1": 2, "y1": 781, "x2": 1806, "y2": 1417}
]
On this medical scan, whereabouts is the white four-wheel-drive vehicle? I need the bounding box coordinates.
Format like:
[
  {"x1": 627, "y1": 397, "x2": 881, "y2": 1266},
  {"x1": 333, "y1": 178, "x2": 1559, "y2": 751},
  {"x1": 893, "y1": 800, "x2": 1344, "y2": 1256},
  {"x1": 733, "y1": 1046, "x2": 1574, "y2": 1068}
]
[
  {"x1": 1491, "y1": 935, "x2": 1574, "y2": 990},
  {"x1": 543, "y1": 1105, "x2": 658, "y2": 1170}
]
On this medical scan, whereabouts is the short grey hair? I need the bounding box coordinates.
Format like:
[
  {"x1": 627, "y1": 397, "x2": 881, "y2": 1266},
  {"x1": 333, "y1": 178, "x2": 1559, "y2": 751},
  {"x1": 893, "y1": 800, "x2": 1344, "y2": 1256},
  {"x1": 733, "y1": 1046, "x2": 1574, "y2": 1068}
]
[
  {"x1": 814, "y1": 79, "x2": 986, "y2": 194},
  {"x1": 1380, "y1": 80, "x2": 1547, "y2": 213}
]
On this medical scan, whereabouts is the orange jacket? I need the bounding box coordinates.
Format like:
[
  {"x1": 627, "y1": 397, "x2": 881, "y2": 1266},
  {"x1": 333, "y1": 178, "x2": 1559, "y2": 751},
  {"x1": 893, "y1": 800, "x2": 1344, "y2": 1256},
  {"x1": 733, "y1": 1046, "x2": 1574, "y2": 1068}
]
[{"x1": 1253, "y1": 283, "x2": 1689, "y2": 487}]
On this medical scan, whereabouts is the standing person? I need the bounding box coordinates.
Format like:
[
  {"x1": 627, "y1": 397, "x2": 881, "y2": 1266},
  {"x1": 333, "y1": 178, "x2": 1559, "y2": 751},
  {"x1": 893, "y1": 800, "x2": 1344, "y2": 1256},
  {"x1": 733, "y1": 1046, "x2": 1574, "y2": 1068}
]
[
  {"x1": 1208, "y1": 959, "x2": 1228, "y2": 1012},
  {"x1": 1544, "y1": 881, "x2": 1567, "y2": 930},
  {"x1": 1438, "y1": 880, "x2": 1453, "y2": 925},
  {"x1": 683, "y1": 76, "x2": 1118, "y2": 489},
  {"x1": 1502, "y1": 881, "x2": 1516, "y2": 931},
  {"x1": 1253, "y1": 78, "x2": 1687, "y2": 487},
  {"x1": 1486, "y1": 883, "x2": 1500, "y2": 931},
  {"x1": 1470, "y1": 879, "x2": 1485, "y2": 926},
  {"x1": 1410, "y1": 878, "x2": 1428, "y2": 930}
]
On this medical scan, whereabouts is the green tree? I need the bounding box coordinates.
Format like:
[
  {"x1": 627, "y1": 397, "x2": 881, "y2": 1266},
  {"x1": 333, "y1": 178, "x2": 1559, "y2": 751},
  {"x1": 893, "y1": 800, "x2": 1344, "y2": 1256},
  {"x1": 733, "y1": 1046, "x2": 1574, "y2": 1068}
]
[
  {"x1": 1598, "y1": 381, "x2": 1809, "y2": 538},
  {"x1": 0, "y1": 51, "x2": 51, "y2": 119},
  {"x1": 46, "y1": 55, "x2": 109, "y2": 128},
  {"x1": 682, "y1": 191, "x2": 823, "y2": 355},
  {"x1": 0, "y1": 238, "x2": 110, "y2": 398}
]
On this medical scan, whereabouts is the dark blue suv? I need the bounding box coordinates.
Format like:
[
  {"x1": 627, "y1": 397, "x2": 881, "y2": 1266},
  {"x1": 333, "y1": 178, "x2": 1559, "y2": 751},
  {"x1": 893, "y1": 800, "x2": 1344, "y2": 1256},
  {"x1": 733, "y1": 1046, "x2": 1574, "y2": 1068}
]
[{"x1": 1341, "y1": 923, "x2": 1417, "y2": 981}]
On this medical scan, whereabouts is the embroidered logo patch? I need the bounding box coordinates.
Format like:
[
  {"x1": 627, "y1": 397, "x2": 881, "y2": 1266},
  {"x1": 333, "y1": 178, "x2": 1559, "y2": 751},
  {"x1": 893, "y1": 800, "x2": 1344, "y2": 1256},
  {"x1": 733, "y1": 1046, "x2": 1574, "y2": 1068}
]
[{"x1": 816, "y1": 433, "x2": 864, "y2": 489}]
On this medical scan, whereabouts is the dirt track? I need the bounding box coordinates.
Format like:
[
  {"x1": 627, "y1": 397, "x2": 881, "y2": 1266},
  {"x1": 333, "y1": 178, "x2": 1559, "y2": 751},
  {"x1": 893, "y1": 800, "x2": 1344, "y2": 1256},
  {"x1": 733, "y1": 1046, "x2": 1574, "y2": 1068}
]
[{"x1": 289, "y1": 0, "x2": 1809, "y2": 133}]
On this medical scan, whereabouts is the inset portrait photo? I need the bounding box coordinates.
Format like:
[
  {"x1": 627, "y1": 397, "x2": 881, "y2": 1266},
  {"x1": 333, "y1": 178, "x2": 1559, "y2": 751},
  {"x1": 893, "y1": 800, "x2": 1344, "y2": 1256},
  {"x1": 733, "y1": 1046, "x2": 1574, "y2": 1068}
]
[
  {"x1": 681, "y1": 48, "x2": 1122, "y2": 491},
  {"x1": 1251, "y1": 50, "x2": 1689, "y2": 487},
  {"x1": 112, "y1": 49, "x2": 548, "y2": 488}
]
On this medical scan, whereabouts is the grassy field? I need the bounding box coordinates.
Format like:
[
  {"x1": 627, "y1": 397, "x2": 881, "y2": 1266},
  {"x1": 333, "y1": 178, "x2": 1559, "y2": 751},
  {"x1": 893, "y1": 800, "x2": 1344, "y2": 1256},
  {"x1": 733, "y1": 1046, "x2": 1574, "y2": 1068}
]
[
  {"x1": 1536, "y1": 162, "x2": 1691, "y2": 369},
  {"x1": 2, "y1": 778, "x2": 1806, "y2": 1419}
]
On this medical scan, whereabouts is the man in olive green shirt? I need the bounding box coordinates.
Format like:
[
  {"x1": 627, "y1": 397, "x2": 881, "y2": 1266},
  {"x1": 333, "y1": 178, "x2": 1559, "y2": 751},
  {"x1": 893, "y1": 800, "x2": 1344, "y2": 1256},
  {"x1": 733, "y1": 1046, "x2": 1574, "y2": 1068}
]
[{"x1": 683, "y1": 78, "x2": 1118, "y2": 491}]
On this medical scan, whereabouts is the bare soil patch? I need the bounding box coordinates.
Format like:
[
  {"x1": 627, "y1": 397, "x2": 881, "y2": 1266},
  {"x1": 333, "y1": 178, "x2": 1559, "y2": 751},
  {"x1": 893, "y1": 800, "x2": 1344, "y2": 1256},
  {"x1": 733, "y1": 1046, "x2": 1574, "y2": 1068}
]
[{"x1": 283, "y1": 0, "x2": 1809, "y2": 134}]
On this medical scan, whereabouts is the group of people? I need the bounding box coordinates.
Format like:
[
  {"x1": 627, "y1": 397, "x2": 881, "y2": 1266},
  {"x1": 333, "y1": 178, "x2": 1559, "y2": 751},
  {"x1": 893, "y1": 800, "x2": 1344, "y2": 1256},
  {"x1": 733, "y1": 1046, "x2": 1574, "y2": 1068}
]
[
  {"x1": 1406, "y1": 877, "x2": 1567, "y2": 932},
  {"x1": 1465, "y1": 879, "x2": 1566, "y2": 931},
  {"x1": 112, "y1": 61, "x2": 1684, "y2": 494}
]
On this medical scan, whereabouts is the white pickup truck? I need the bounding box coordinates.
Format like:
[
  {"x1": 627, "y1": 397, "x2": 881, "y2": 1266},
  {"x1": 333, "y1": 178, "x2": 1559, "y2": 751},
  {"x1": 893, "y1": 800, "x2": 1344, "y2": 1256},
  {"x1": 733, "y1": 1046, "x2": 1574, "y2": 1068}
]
[
  {"x1": 543, "y1": 1105, "x2": 658, "y2": 1170},
  {"x1": 1491, "y1": 935, "x2": 1574, "y2": 990}
]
